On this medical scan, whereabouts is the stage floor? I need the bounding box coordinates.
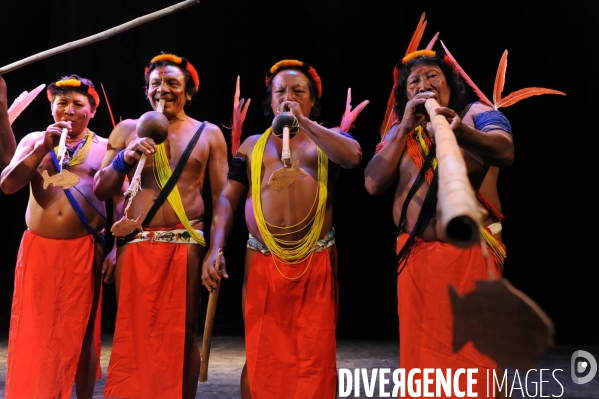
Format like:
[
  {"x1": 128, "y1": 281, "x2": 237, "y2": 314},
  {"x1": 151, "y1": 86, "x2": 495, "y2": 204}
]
[{"x1": 0, "y1": 335, "x2": 597, "y2": 398}]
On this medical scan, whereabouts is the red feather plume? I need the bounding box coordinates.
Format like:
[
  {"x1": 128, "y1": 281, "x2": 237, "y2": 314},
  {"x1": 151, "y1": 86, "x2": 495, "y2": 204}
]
[
  {"x1": 491, "y1": 50, "x2": 566, "y2": 109},
  {"x1": 496, "y1": 87, "x2": 566, "y2": 109},
  {"x1": 100, "y1": 83, "x2": 118, "y2": 128},
  {"x1": 339, "y1": 88, "x2": 369, "y2": 133},
  {"x1": 229, "y1": 76, "x2": 251, "y2": 156},
  {"x1": 380, "y1": 13, "x2": 429, "y2": 140},
  {"x1": 425, "y1": 31, "x2": 440, "y2": 50},
  {"x1": 493, "y1": 50, "x2": 508, "y2": 107},
  {"x1": 440, "y1": 40, "x2": 493, "y2": 107},
  {"x1": 405, "y1": 13, "x2": 427, "y2": 56}
]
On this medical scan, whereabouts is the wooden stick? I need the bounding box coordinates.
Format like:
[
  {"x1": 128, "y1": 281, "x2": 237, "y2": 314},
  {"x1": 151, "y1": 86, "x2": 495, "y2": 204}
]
[
  {"x1": 424, "y1": 98, "x2": 480, "y2": 248},
  {"x1": 199, "y1": 248, "x2": 223, "y2": 382},
  {"x1": 0, "y1": 0, "x2": 200, "y2": 75}
]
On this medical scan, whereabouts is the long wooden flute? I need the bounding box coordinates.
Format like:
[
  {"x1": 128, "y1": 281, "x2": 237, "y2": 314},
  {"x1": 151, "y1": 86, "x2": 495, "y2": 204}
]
[{"x1": 424, "y1": 98, "x2": 481, "y2": 248}]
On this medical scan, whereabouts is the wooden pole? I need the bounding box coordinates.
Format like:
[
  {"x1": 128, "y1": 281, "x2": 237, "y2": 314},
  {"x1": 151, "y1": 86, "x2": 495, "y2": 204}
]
[
  {"x1": 424, "y1": 98, "x2": 480, "y2": 248},
  {"x1": 199, "y1": 248, "x2": 223, "y2": 382},
  {"x1": 0, "y1": 0, "x2": 200, "y2": 75}
]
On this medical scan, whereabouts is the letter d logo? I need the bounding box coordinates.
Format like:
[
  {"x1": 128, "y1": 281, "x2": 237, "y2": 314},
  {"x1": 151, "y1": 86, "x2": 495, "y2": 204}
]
[{"x1": 571, "y1": 350, "x2": 597, "y2": 384}]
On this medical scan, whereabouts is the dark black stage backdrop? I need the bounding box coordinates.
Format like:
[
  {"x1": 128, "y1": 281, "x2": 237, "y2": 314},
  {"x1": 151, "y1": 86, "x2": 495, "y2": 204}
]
[{"x1": 0, "y1": 1, "x2": 596, "y2": 346}]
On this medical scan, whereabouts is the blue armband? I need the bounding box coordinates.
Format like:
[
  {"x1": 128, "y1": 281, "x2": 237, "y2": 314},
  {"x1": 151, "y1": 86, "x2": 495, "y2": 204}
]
[
  {"x1": 112, "y1": 149, "x2": 135, "y2": 174},
  {"x1": 473, "y1": 110, "x2": 513, "y2": 135},
  {"x1": 338, "y1": 131, "x2": 356, "y2": 140}
]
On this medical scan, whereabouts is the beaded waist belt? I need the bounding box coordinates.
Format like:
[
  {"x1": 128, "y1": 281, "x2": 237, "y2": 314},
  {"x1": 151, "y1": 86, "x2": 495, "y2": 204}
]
[
  {"x1": 125, "y1": 228, "x2": 204, "y2": 245},
  {"x1": 247, "y1": 228, "x2": 335, "y2": 255}
]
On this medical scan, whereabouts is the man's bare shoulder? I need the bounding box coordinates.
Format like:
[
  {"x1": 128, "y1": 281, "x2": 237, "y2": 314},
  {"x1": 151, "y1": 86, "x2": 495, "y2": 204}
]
[
  {"x1": 196, "y1": 120, "x2": 224, "y2": 137},
  {"x1": 90, "y1": 134, "x2": 109, "y2": 155},
  {"x1": 16, "y1": 131, "x2": 43, "y2": 147},
  {"x1": 94, "y1": 134, "x2": 109, "y2": 144},
  {"x1": 198, "y1": 120, "x2": 220, "y2": 130},
  {"x1": 236, "y1": 134, "x2": 262, "y2": 159},
  {"x1": 106, "y1": 118, "x2": 138, "y2": 147},
  {"x1": 1, "y1": 132, "x2": 44, "y2": 175},
  {"x1": 21, "y1": 131, "x2": 44, "y2": 139}
]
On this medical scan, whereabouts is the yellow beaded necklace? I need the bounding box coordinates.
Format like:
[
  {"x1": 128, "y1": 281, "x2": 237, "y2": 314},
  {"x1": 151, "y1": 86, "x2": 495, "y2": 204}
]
[
  {"x1": 152, "y1": 142, "x2": 207, "y2": 247},
  {"x1": 53, "y1": 129, "x2": 94, "y2": 167},
  {"x1": 251, "y1": 127, "x2": 328, "y2": 263}
]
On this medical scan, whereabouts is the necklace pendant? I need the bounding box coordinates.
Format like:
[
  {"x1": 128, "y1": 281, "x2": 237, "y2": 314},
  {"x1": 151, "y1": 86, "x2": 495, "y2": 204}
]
[
  {"x1": 42, "y1": 169, "x2": 80, "y2": 189},
  {"x1": 111, "y1": 212, "x2": 145, "y2": 237},
  {"x1": 268, "y1": 160, "x2": 306, "y2": 191}
]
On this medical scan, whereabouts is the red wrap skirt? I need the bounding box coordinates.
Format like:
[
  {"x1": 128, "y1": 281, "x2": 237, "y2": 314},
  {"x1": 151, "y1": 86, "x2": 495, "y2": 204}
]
[
  {"x1": 396, "y1": 233, "x2": 502, "y2": 398},
  {"x1": 103, "y1": 239, "x2": 188, "y2": 399},
  {"x1": 6, "y1": 230, "x2": 99, "y2": 399},
  {"x1": 245, "y1": 247, "x2": 338, "y2": 399}
]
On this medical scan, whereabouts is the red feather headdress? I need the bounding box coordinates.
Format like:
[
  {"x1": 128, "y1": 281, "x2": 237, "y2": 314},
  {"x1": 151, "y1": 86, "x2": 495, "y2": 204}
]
[
  {"x1": 47, "y1": 77, "x2": 100, "y2": 109},
  {"x1": 380, "y1": 12, "x2": 440, "y2": 140},
  {"x1": 440, "y1": 41, "x2": 566, "y2": 110},
  {"x1": 144, "y1": 53, "x2": 200, "y2": 92},
  {"x1": 265, "y1": 59, "x2": 322, "y2": 98}
]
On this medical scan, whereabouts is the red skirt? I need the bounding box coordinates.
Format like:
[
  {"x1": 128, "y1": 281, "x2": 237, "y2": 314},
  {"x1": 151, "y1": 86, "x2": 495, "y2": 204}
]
[
  {"x1": 245, "y1": 248, "x2": 338, "y2": 399},
  {"x1": 6, "y1": 230, "x2": 98, "y2": 399},
  {"x1": 396, "y1": 233, "x2": 502, "y2": 398},
  {"x1": 103, "y1": 240, "x2": 188, "y2": 399}
]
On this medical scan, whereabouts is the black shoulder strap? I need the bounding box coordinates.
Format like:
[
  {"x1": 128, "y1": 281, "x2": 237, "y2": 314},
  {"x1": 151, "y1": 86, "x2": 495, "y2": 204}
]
[
  {"x1": 142, "y1": 122, "x2": 206, "y2": 226},
  {"x1": 118, "y1": 123, "x2": 206, "y2": 244}
]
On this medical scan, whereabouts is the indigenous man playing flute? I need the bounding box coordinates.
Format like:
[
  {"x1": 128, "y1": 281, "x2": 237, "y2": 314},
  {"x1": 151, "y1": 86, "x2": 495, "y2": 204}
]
[
  {"x1": 94, "y1": 52, "x2": 228, "y2": 399},
  {"x1": 364, "y1": 47, "x2": 514, "y2": 397},
  {"x1": 0, "y1": 75, "x2": 16, "y2": 167},
  {"x1": 0, "y1": 74, "x2": 115, "y2": 399},
  {"x1": 201, "y1": 59, "x2": 363, "y2": 399}
]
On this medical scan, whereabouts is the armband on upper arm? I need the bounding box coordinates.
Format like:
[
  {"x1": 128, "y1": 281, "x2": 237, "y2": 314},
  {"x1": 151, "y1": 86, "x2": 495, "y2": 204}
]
[
  {"x1": 473, "y1": 110, "x2": 513, "y2": 135},
  {"x1": 227, "y1": 156, "x2": 248, "y2": 188},
  {"x1": 338, "y1": 131, "x2": 356, "y2": 140}
]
